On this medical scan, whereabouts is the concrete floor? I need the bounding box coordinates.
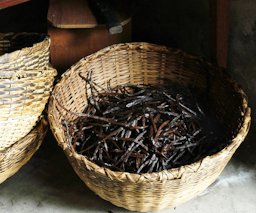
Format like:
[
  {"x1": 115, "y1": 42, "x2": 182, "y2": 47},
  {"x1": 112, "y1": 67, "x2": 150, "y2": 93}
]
[{"x1": 0, "y1": 131, "x2": 256, "y2": 213}]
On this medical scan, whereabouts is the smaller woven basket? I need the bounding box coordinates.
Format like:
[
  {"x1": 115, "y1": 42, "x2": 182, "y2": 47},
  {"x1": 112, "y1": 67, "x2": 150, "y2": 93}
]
[
  {"x1": 0, "y1": 67, "x2": 57, "y2": 150},
  {"x1": 0, "y1": 117, "x2": 48, "y2": 184},
  {"x1": 0, "y1": 32, "x2": 50, "y2": 70},
  {"x1": 48, "y1": 43, "x2": 251, "y2": 212}
]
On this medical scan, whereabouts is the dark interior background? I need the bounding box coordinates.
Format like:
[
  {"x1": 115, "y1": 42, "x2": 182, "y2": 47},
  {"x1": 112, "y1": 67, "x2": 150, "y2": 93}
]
[
  {"x1": 0, "y1": 0, "x2": 255, "y2": 184},
  {"x1": 0, "y1": 0, "x2": 210, "y2": 57}
]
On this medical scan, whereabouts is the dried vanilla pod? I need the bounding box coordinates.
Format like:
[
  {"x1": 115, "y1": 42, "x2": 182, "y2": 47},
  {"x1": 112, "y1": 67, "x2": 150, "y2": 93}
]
[{"x1": 61, "y1": 72, "x2": 227, "y2": 174}]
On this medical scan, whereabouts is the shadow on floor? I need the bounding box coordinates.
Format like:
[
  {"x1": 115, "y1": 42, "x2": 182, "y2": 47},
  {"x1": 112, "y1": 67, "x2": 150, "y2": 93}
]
[{"x1": 0, "y1": 131, "x2": 128, "y2": 212}]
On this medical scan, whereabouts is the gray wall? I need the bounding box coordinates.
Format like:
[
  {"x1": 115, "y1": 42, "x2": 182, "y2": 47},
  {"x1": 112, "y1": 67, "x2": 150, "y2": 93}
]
[
  {"x1": 229, "y1": 0, "x2": 256, "y2": 165},
  {"x1": 229, "y1": 0, "x2": 256, "y2": 115}
]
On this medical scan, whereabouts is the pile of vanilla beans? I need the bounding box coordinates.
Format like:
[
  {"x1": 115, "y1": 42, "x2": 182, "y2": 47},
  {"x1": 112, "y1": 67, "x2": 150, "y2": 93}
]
[{"x1": 62, "y1": 72, "x2": 227, "y2": 174}]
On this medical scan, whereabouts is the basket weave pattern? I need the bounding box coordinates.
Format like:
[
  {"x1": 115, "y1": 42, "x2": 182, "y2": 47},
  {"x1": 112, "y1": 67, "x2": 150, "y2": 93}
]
[
  {"x1": 0, "y1": 33, "x2": 56, "y2": 150},
  {"x1": 0, "y1": 68, "x2": 56, "y2": 149},
  {"x1": 0, "y1": 118, "x2": 48, "y2": 184},
  {"x1": 48, "y1": 43, "x2": 251, "y2": 212},
  {"x1": 0, "y1": 32, "x2": 50, "y2": 70}
]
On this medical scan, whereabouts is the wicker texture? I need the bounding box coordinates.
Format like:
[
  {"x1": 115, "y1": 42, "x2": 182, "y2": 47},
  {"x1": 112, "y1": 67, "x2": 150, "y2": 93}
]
[
  {"x1": 0, "y1": 118, "x2": 48, "y2": 184},
  {"x1": 0, "y1": 67, "x2": 56, "y2": 150},
  {"x1": 0, "y1": 32, "x2": 50, "y2": 70},
  {"x1": 48, "y1": 43, "x2": 251, "y2": 212},
  {"x1": 0, "y1": 32, "x2": 55, "y2": 149}
]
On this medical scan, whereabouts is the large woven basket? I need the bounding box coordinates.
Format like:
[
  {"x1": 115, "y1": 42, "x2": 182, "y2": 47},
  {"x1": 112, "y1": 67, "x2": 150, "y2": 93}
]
[
  {"x1": 0, "y1": 67, "x2": 57, "y2": 150},
  {"x1": 48, "y1": 43, "x2": 251, "y2": 212},
  {"x1": 0, "y1": 32, "x2": 50, "y2": 70},
  {"x1": 0, "y1": 117, "x2": 48, "y2": 184}
]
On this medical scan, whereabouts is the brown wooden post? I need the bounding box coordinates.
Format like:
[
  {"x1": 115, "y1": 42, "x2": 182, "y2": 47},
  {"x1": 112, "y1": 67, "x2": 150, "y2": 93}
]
[{"x1": 210, "y1": 0, "x2": 230, "y2": 68}]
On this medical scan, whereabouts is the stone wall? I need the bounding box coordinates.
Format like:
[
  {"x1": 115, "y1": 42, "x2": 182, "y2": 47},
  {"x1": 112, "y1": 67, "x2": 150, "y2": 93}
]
[
  {"x1": 228, "y1": 0, "x2": 256, "y2": 164},
  {"x1": 229, "y1": 0, "x2": 256, "y2": 116}
]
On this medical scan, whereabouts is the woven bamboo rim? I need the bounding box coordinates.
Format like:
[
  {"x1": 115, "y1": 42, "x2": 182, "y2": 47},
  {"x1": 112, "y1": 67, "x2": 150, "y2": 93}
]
[
  {"x1": 48, "y1": 42, "x2": 251, "y2": 212},
  {"x1": 0, "y1": 67, "x2": 57, "y2": 150},
  {"x1": 0, "y1": 67, "x2": 56, "y2": 79},
  {"x1": 0, "y1": 32, "x2": 50, "y2": 70},
  {"x1": 0, "y1": 118, "x2": 48, "y2": 184}
]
